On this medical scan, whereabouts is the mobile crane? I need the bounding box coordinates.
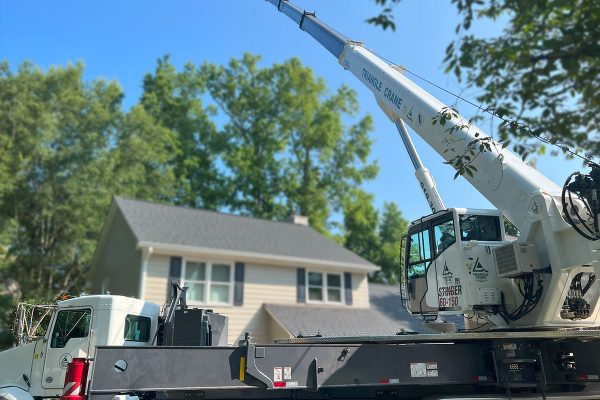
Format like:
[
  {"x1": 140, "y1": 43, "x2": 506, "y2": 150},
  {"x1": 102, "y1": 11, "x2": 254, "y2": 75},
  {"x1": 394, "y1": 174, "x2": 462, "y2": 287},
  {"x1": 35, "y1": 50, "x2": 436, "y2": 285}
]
[
  {"x1": 3, "y1": 1, "x2": 600, "y2": 399},
  {"x1": 264, "y1": 0, "x2": 600, "y2": 330}
]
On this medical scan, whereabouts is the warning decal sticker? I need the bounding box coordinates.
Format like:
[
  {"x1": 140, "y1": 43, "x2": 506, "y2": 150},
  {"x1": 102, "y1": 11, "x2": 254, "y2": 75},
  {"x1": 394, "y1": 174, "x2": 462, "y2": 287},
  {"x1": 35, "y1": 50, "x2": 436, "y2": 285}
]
[
  {"x1": 410, "y1": 363, "x2": 427, "y2": 378},
  {"x1": 411, "y1": 362, "x2": 439, "y2": 378}
]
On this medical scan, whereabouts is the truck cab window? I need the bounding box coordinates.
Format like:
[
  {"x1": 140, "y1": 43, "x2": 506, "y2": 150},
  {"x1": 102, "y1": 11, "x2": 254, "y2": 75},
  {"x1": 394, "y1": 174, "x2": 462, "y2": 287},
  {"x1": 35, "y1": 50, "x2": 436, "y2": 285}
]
[
  {"x1": 407, "y1": 228, "x2": 432, "y2": 278},
  {"x1": 124, "y1": 315, "x2": 151, "y2": 342},
  {"x1": 50, "y1": 309, "x2": 91, "y2": 348},
  {"x1": 460, "y1": 215, "x2": 502, "y2": 241},
  {"x1": 434, "y1": 218, "x2": 456, "y2": 252}
]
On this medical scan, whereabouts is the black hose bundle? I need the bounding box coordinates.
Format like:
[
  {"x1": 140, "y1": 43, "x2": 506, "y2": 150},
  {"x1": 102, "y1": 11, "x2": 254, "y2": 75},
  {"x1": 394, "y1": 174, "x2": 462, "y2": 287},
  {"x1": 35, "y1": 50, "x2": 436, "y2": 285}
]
[
  {"x1": 562, "y1": 166, "x2": 600, "y2": 241},
  {"x1": 498, "y1": 273, "x2": 543, "y2": 322}
]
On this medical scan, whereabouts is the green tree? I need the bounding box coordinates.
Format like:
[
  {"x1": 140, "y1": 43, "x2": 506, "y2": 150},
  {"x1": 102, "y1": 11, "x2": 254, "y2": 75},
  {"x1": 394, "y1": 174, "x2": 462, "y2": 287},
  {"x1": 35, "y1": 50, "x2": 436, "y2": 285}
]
[
  {"x1": 342, "y1": 196, "x2": 408, "y2": 284},
  {"x1": 276, "y1": 59, "x2": 378, "y2": 233},
  {"x1": 0, "y1": 61, "x2": 122, "y2": 299},
  {"x1": 202, "y1": 53, "x2": 289, "y2": 219},
  {"x1": 141, "y1": 56, "x2": 224, "y2": 209},
  {"x1": 110, "y1": 105, "x2": 178, "y2": 201},
  {"x1": 342, "y1": 189, "x2": 380, "y2": 264},
  {"x1": 376, "y1": 202, "x2": 408, "y2": 284},
  {"x1": 445, "y1": 0, "x2": 599, "y2": 157},
  {"x1": 368, "y1": 0, "x2": 600, "y2": 157},
  {"x1": 202, "y1": 54, "x2": 377, "y2": 230}
]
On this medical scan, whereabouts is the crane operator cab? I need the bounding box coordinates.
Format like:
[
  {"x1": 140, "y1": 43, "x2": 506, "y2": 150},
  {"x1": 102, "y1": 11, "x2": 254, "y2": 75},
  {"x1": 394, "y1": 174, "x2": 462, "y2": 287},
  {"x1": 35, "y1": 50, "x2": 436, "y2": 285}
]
[{"x1": 404, "y1": 208, "x2": 513, "y2": 318}]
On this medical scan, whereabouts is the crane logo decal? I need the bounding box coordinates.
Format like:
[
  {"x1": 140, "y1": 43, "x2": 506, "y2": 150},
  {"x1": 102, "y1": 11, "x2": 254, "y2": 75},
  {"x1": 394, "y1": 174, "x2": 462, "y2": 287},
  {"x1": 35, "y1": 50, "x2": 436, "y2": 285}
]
[
  {"x1": 59, "y1": 353, "x2": 73, "y2": 369},
  {"x1": 439, "y1": 261, "x2": 462, "y2": 308},
  {"x1": 472, "y1": 258, "x2": 489, "y2": 282},
  {"x1": 442, "y1": 262, "x2": 453, "y2": 284},
  {"x1": 442, "y1": 262, "x2": 452, "y2": 276}
]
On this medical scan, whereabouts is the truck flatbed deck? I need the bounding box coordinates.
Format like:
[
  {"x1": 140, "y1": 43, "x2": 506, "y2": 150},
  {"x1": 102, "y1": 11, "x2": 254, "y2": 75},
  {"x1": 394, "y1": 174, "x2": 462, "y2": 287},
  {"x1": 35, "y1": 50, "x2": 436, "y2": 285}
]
[{"x1": 89, "y1": 330, "x2": 600, "y2": 400}]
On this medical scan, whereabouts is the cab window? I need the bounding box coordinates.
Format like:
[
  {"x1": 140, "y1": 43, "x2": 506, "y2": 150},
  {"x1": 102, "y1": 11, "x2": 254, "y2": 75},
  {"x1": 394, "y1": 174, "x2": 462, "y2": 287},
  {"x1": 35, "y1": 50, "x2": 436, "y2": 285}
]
[
  {"x1": 433, "y1": 218, "x2": 456, "y2": 252},
  {"x1": 459, "y1": 215, "x2": 502, "y2": 241},
  {"x1": 50, "y1": 309, "x2": 91, "y2": 348},
  {"x1": 124, "y1": 315, "x2": 151, "y2": 342},
  {"x1": 407, "y1": 228, "x2": 432, "y2": 278}
]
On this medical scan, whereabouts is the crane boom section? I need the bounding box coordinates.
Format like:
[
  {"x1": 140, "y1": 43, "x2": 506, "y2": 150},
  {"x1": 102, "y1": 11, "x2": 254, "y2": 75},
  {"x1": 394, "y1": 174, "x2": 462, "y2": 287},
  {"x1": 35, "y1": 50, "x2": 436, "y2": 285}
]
[
  {"x1": 341, "y1": 45, "x2": 561, "y2": 225},
  {"x1": 267, "y1": 0, "x2": 560, "y2": 227}
]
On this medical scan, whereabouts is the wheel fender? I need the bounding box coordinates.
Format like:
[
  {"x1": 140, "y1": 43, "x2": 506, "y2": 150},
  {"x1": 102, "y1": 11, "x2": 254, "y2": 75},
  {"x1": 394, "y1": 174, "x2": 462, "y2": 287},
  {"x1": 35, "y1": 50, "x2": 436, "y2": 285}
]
[{"x1": 0, "y1": 387, "x2": 34, "y2": 400}]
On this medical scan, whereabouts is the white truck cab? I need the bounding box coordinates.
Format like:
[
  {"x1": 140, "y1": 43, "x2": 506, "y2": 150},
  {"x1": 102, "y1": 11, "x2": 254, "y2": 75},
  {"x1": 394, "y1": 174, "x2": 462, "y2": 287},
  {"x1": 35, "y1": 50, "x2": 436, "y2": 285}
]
[{"x1": 0, "y1": 295, "x2": 160, "y2": 400}]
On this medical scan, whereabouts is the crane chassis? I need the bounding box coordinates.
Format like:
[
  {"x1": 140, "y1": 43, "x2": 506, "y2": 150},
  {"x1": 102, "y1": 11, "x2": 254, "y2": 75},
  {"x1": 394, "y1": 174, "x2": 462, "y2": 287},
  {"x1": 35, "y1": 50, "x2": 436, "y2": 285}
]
[{"x1": 88, "y1": 330, "x2": 600, "y2": 400}]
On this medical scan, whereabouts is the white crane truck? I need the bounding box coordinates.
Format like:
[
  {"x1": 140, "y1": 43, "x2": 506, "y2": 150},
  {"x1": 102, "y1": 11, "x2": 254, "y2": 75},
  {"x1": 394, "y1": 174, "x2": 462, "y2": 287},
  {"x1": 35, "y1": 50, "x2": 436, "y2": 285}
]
[{"x1": 2, "y1": 1, "x2": 600, "y2": 399}]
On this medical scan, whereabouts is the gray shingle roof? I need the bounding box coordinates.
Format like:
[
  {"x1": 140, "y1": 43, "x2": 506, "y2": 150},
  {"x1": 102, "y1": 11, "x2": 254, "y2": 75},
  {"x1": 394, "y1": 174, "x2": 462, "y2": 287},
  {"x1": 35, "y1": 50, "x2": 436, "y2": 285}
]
[
  {"x1": 114, "y1": 197, "x2": 375, "y2": 269},
  {"x1": 265, "y1": 283, "x2": 464, "y2": 337}
]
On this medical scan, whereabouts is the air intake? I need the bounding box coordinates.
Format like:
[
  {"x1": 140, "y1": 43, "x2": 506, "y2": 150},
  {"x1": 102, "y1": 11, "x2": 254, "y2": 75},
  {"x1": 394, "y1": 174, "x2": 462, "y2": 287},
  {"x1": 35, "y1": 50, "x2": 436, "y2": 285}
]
[{"x1": 493, "y1": 242, "x2": 539, "y2": 278}]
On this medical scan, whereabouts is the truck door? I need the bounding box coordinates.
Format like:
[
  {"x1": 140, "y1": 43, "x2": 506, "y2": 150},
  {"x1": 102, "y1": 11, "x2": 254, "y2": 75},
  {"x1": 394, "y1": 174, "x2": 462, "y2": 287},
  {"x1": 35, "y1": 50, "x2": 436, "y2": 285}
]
[
  {"x1": 405, "y1": 225, "x2": 438, "y2": 315},
  {"x1": 42, "y1": 307, "x2": 92, "y2": 389}
]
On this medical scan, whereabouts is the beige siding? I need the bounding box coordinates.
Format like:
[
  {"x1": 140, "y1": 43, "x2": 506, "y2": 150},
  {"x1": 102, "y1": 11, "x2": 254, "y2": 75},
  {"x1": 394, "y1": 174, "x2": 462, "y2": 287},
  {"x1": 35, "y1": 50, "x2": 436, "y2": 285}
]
[
  {"x1": 141, "y1": 256, "x2": 371, "y2": 344},
  {"x1": 352, "y1": 272, "x2": 370, "y2": 308},
  {"x1": 144, "y1": 254, "x2": 171, "y2": 306},
  {"x1": 210, "y1": 264, "x2": 297, "y2": 344},
  {"x1": 90, "y1": 211, "x2": 142, "y2": 297}
]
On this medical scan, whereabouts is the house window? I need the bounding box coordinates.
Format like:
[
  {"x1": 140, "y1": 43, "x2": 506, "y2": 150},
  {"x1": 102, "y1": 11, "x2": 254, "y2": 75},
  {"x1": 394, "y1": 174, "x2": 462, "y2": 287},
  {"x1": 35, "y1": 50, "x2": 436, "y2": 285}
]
[
  {"x1": 183, "y1": 261, "x2": 233, "y2": 305},
  {"x1": 307, "y1": 271, "x2": 343, "y2": 304}
]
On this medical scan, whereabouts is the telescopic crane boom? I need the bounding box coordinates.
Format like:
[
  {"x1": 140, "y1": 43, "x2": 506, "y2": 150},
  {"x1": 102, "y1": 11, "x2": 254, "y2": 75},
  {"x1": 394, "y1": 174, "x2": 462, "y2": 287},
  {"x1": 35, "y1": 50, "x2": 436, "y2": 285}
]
[{"x1": 267, "y1": 0, "x2": 600, "y2": 329}]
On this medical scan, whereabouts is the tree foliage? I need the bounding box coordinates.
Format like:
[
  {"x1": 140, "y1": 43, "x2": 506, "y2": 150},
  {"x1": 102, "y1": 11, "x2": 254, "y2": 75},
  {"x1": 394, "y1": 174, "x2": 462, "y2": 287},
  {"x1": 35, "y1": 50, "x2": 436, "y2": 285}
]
[
  {"x1": 376, "y1": 202, "x2": 408, "y2": 284},
  {"x1": 446, "y1": 0, "x2": 600, "y2": 158},
  {"x1": 342, "y1": 189, "x2": 380, "y2": 263},
  {"x1": 0, "y1": 62, "x2": 122, "y2": 299},
  {"x1": 0, "y1": 60, "x2": 183, "y2": 308},
  {"x1": 110, "y1": 105, "x2": 178, "y2": 201},
  {"x1": 342, "y1": 196, "x2": 408, "y2": 285},
  {"x1": 202, "y1": 54, "x2": 377, "y2": 232},
  {"x1": 368, "y1": 0, "x2": 599, "y2": 158},
  {"x1": 141, "y1": 57, "x2": 223, "y2": 209}
]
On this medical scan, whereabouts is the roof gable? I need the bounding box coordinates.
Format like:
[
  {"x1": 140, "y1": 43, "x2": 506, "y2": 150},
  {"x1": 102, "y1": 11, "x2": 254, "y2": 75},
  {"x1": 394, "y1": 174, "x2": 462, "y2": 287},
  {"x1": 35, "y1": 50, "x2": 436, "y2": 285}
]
[{"x1": 114, "y1": 197, "x2": 377, "y2": 271}]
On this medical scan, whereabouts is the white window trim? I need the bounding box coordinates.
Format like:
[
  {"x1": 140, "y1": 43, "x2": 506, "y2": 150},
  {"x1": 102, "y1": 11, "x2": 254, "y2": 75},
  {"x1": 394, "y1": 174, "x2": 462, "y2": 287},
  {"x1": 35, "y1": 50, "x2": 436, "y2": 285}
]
[
  {"x1": 181, "y1": 259, "x2": 234, "y2": 307},
  {"x1": 306, "y1": 270, "x2": 344, "y2": 304}
]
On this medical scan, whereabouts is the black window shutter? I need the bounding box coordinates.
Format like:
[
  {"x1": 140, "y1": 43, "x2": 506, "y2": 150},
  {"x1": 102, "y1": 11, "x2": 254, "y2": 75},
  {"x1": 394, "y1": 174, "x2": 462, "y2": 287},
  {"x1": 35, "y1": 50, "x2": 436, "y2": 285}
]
[
  {"x1": 234, "y1": 262, "x2": 245, "y2": 306},
  {"x1": 297, "y1": 268, "x2": 306, "y2": 303},
  {"x1": 344, "y1": 272, "x2": 353, "y2": 305},
  {"x1": 168, "y1": 256, "x2": 182, "y2": 300}
]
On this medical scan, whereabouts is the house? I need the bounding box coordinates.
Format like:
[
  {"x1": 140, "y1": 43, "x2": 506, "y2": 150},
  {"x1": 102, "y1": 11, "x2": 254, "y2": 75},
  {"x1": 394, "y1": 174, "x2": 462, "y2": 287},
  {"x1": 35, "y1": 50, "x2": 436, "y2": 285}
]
[{"x1": 89, "y1": 197, "x2": 441, "y2": 344}]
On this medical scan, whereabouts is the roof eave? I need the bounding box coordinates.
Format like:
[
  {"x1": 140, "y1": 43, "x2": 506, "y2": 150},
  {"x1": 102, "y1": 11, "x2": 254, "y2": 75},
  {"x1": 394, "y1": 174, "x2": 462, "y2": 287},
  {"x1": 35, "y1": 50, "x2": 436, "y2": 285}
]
[{"x1": 137, "y1": 241, "x2": 380, "y2": 273}]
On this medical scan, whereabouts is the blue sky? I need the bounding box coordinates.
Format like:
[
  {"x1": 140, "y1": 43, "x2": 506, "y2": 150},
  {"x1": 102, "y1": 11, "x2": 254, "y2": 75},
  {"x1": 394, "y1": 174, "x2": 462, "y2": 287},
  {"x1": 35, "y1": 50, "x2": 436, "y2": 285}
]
[{"x1": 0, "y1": 0, "x2": 582, "y2": 222}]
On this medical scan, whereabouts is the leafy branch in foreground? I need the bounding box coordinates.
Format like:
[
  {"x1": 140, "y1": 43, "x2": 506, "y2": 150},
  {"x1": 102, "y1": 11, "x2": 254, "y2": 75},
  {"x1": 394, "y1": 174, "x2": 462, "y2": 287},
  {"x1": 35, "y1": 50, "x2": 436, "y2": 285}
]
[
  {"x1": 433, "y1": 104, "x2": 599, "y2": 179},
  {"x1": 365, "y1": 0, "x2": 401, "y2": 31},
  {"x1": 433, "y1": 106, "x2": 504, "y2": 179},
  {"x1": 444, "y1": 0, "x2": 600, "y2": 157}
]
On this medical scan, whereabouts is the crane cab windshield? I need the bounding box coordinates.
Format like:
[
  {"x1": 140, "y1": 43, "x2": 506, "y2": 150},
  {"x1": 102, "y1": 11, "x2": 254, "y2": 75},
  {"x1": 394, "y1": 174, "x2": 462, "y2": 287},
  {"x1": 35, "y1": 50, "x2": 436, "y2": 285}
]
[
  {"x1": 405, "y1": 209, "x2": 504, "y2": 279},
  {"x1": 458, "y1": 214, "x2": 502, "y2": 242}
]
